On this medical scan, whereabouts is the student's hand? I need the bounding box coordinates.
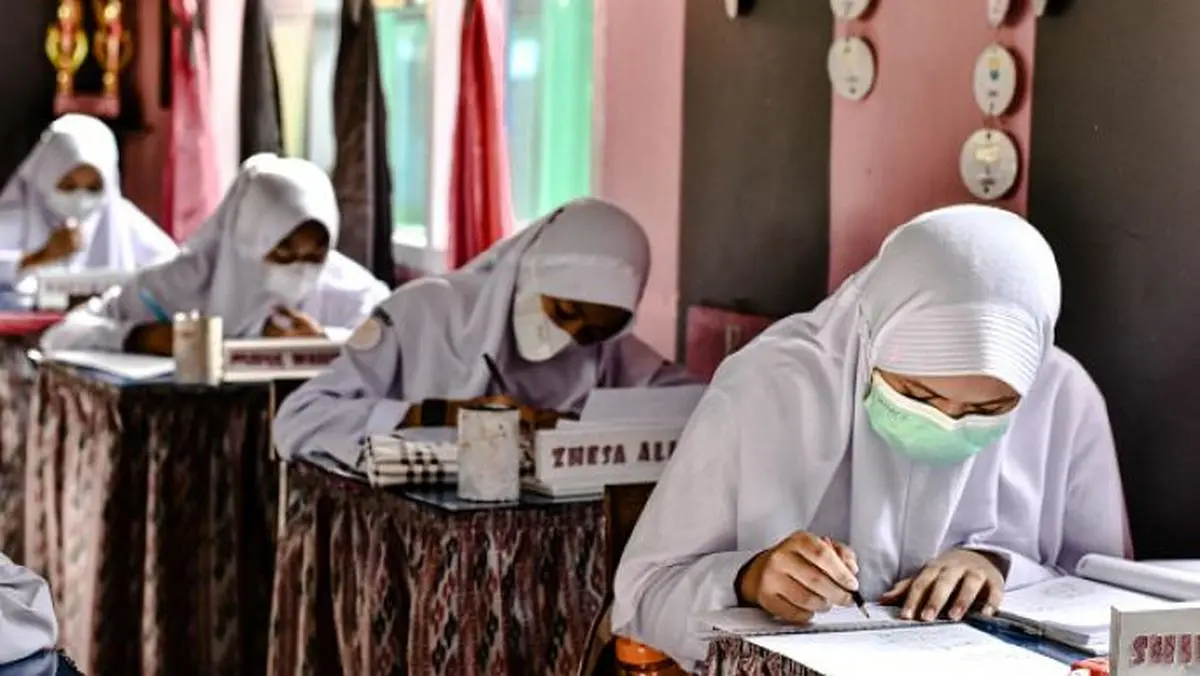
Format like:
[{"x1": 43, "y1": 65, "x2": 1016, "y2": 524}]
[
  {"x1": 124, "y1": 322, "x2": 174, "y2": 357},
  {"x1": 263, "y1": 306, "x2": 324, "y2": 338},
  {"x1": 20, "y1": 224, "x2": 82, "y2": 270},
  {"x1": 736, "y1": 531, "x2": 860, "y2": 624},
  {"x1": 879, "y1": 548, "x2": 1004, "y2": 621}
]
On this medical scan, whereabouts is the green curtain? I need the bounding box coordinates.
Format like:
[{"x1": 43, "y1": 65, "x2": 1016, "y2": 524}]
[
  {"x1": 534, "y1": 0, "x2": 593, "y2": 217},
  {"x1": 376, "y1": 7, "x2": 432, "y2": 231}
]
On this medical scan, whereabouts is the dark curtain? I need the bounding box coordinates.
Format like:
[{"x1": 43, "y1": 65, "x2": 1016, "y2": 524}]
[
  {"x1": 0, "y1": 3, "x2": 58, "y2": 184},
  {"x1": 331, "y1": 0, "x2": 396, "y2": 286},
  {"x1": 240, "y1": 0, "x2": 283, "y2": 159}
]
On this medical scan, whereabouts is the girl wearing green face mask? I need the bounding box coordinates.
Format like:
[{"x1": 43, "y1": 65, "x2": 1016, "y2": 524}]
[{"x1": 612, "y1": 205, "x2": 1130, "y2": 671}]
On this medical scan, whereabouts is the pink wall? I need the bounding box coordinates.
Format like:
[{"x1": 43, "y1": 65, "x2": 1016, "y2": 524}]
[
  {"x1": 593, "y1": 0, "x2": 686, "y2": 360},
  {"x1": 828, "y1": 1, "x2": 1036, "y2": 288}
]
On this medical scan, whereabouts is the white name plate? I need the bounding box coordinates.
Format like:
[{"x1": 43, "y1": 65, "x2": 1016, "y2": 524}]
[
  {"x1": 533, "y1": 423, "x2": 683, "y2": 488},
  {"x1": 221, "y1": 337, "x2": 343, "y2": 383},
  {"x1": 1112, "y1": 602, "x2": 1200, "y2": 674},
  {"x1": 35, "y1": 269, "x2": 130, "y2": 309}
]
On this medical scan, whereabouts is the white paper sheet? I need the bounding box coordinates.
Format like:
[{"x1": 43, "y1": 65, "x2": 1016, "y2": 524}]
[
  {"x1": 749, "y1": 623, "x2": 1068, "y2": 676},
  {"x1": 578, "y1": 384, "x2": 706, "y2": 424},
  {"x1": 697, "y1": 603, "x2": 933, "y2": 637},
  {"x1": 45, "y1": 350, "x2": 175, "y2": 381}
]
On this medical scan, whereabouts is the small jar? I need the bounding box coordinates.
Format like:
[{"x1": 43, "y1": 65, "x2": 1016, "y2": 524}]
[{"x1": 615, "y1": 638, "x2": 685, "y2": 675}]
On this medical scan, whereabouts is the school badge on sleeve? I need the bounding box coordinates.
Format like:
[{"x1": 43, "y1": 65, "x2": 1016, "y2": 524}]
[{"x1": 348, "y1": 317, "x2": 384, "y2": 351}]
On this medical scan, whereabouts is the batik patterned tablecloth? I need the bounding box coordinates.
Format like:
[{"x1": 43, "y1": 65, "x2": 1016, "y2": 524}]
[
  {"x1": 704, "y1": 636, "x2": 819, "y2": 676},
  {"x1": 268, "y1": 462, "x2": 606, "y2": 675},
  {"x1": 23, "y1": 362, "x2": 276, "y2": 676}
]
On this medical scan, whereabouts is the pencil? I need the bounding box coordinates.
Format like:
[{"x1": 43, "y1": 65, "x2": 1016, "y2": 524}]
[
  {"x1": 821, "y1": 536, "x2": 869, "y2": 618},
  {"x1": 482, "y1": 354, "x2": 510, "y2": 395}
]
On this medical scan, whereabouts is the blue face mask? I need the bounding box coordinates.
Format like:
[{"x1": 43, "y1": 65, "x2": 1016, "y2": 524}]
[{"x1": 863, "y1": 372, "x2": 1012, "y2": 464}]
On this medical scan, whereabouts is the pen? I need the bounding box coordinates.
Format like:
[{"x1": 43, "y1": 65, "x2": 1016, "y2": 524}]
[
  {"x1": 821, "y1": 536, "x2": 869, "y2": 618},
  {"x1": 483, "y1": 354, "x2": 511, "y2": 395},
  {"x1": 139, "y1": 288, "x2": 170, "y2": 323}
]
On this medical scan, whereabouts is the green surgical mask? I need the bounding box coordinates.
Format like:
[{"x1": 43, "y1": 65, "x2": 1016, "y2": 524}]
[{"x1": 863, "y1": 372, "x2": 1012, "y2": 464}]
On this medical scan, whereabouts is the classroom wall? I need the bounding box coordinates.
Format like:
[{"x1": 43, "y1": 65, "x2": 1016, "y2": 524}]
[
  {"x1": 593, "y1": 0, "x2": 687, "y2": 360},
  {"x1": 1029, "y1": 0, "x2": 1200, "y2": 559},
  {"x1": 677, "y1": 0, "x2": 833, "y2": 343},
  {"x1": 828, "y1": 0, "x2": 1036, "y2": 288}
]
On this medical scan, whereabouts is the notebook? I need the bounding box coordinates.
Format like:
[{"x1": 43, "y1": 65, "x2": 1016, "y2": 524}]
[
  {"x1": 997, "y1": 575, "x2": 1167, "y2": 653},
  {"x1": 749, "y1": 622, "x2": 1069, "y2": 676},
  {"x1": 696, "y1": 603, "x2": 942, "y2": 638}
]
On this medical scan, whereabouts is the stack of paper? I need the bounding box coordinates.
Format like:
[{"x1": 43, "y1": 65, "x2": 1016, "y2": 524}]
[{"x1": 44, "y1": 350, "x2": 175, "y2": 381}]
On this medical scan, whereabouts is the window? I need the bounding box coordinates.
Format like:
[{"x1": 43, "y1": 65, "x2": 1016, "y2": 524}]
[
  {"x1": 274, "y1": 0, "x2": 595, "y2": 268},
  {"x1": 375, "y1": 3, "x2": 433, "y2": 242},
  {"x1": 505, "y1": 0, "x2": 594, "y2": 223}
]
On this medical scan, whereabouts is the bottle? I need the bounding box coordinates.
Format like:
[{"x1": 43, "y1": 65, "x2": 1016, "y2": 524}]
[{"x1": 615, "y1": 637, "x2": 686, "y2": 675}]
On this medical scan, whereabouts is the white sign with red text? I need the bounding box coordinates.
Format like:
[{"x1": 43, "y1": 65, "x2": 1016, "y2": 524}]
[
  {"x1": 221, "y1": 337, "x2": 343, "y2": 382},
  {"x1": 527, "y1": 423, "x2": 684, "y2": 496},
  {"x1": 1111, "y1": 602, "x2": 1200, "y2": 674}
]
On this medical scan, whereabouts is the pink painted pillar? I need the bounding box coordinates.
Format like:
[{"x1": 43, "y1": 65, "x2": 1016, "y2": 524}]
[
  {"x1": 828, "y1": 1, "x2": 1036, "y2": 289},
  {"x1": 593, "y1": 0, "x2": 686, "y2": 360}
]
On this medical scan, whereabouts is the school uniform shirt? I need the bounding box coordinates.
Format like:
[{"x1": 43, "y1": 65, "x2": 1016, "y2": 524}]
[
  {"x1": 0, "y1": 114, "x2": 178, "y2": 286},
  {"x1": 611, "y1": 205, "x2": 1129, "y2": 669},
  {"x1": 39, "y1": 154, "x2": 389, "y2": 351},
  {"x1": 274, "y1": 198, "x2": 697, "y2": 473},
  {"x1": 0, "y1": 553, "x2": 57, "y2": 664}
]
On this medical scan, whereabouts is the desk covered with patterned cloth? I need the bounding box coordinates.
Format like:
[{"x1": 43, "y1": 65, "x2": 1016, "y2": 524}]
[
  {"x1": 23, "y1": 362, "x2": 277, "y2": 675},
  {"x1": 0, "y1": 308, "x2": 62, "y2": 561},
  {"x1": 705, "y1": 636, "x2": 818, "y2": 676},
  {"x1": 269, "y1": 462, "x2": 606, "y2": 675}
]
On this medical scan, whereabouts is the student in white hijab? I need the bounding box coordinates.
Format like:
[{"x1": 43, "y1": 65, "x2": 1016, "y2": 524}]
[
  {"x1": 273, "y1": 197, "x2": 697, "y2": 473},
  {"x1": 40, "y1": 154, "x2": 389, "y2": 354},
  {"x1": 0, "y1": 114, "x2": 177, "y2": 286},
  {"x1": 0, "y1": 552, "x2": 58, "y2": 665},
  {"x1": 611, "y1": 205, "x2": 1128, "y2": 668}
]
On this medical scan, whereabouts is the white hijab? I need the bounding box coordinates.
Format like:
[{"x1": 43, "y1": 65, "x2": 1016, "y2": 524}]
[
  {"x1": 177, "y1": 153, "x2": 342, "y2": 335},
  {"x1": 0, "y1": 114, "x2": 177, "y2": 271},
  {"x1": 398, "y1": 197, "x2": 652, "y2": 401},
  {"x1": 614, "y1": 205, "x2": 1127, "y2": 666}
]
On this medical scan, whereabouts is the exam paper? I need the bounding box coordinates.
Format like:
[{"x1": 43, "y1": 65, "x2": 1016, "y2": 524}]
[
  {"x1": 578, "y1": 384, "x2": 706, "y2": 423},
  {"x1": 44, "y1": 350, "x2": 175, "y2": 381},
  {"x1": 749, "y1": 623, "x2": 1067, "y2": 676},
  {"x1": 697, "y1": 604, "x2": 933, "y2": 637}
]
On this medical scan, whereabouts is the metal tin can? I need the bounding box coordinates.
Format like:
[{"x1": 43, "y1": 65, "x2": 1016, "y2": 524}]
[
  {"x1": 173, "y1": 311, "x2": 223, "y2": 385},
  {"x1": 457, "y1": 403, "x2": 521, "y2": 502}
]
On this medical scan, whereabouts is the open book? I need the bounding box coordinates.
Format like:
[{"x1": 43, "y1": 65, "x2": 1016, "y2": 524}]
[{"x1": 994, "y1": 553, "x2": 1200, "y2": 653}]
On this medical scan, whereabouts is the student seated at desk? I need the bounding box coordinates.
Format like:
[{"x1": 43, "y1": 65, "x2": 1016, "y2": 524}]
[
  {"x1": 0, "y1": 552, "x2": 58, "y2": 666},
  {"x1": 611, "y1": 205, "x2": 1129, "y2": 669},
  {"x1": 0, "y1": 114, "x2": 178, "y2": 286},
  {"x1": 273, "y1": 197, "x2": 697, "y2": 471},
  {"x1": 40, "y1": 153, "x2": 389, "y2": 355}
]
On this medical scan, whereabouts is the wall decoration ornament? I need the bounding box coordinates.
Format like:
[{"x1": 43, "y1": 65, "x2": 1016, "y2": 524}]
[
  {"x1": 45, "y1": 0, "x2": 133, "y2": 119},
  {"x1": 827, "y1": 36, "x2": 876, "y2": 102},
  {"x1": 973, "y1": 44, "x2": 1018, "y2": 116},
  {"x1": 960, "y1": 128, "x2": 1019, "y2": 201},
  {"x1": 830, "y1": 0, "x2": 872, "y2": 21},
  {"x1": 987, "y1": 0, "x2": 1011, "y2": 27}
]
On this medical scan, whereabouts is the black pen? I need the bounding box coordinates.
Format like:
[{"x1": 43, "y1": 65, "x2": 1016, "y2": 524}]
[
  {"x1": 821, "y1": 536, "x2": 869, "y2": 618},
  {"x1": 483, "y1": 354, "x2": 510, "y2": 395}
]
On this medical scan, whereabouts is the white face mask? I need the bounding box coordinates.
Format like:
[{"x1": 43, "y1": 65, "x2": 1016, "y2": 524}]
[
  {"x1": 512, "y1": 290, "x2": 574, "y2": 362},
  {"x1": 45, "y1": 189, "x2": 103, "y2": 223},
  {"x1": 263, "y1": 263, "x2": 323, "y2": 307}
]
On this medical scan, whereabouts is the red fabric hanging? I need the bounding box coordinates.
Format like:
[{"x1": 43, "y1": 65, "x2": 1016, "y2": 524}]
[
  {"x1": 447, "y1": 0, "x2": 513, "y2": 269},
  {"x1": 163, "y1": 0, "x2": 220, "y2": 242}
]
